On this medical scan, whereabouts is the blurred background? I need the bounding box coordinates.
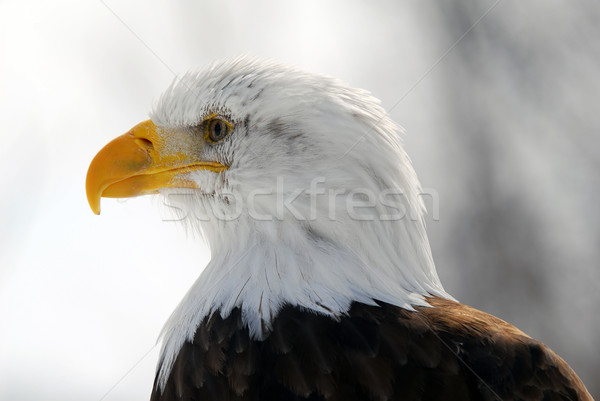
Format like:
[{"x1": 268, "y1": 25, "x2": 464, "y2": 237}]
[{"x1": 1, "y1": 1, "x2": 598, "y2": 399}]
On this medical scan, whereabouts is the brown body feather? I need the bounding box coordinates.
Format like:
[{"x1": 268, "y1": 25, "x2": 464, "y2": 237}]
[{"x1": 151, "y1": 297, "x2": 592, "y2": 401}]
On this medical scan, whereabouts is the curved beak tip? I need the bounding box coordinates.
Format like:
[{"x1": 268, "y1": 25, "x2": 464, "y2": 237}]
[
  {"x1": 85, "y1": 121, "x2": 156, "y2": 216},
  {"x1": 90, "y1": 200, "x2": 101, "y2": 215},
  {"x1": 86, "y1": 172, "x2": 102, "y2": 215}
]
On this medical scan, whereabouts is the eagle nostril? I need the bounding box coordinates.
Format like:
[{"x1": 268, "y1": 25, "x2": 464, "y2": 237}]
[{"x1": 134, "y1": 138, "x2": 154, "y2": 151}]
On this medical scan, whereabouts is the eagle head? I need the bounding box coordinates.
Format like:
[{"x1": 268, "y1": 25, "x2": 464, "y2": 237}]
[{"x1": 86, "y1": 56, "x2": 448, "y2": 342}]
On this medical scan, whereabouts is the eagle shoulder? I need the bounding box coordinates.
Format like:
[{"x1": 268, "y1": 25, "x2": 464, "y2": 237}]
[{"x1": 151, "y1": 298, "x2": 592, "y2": 401}]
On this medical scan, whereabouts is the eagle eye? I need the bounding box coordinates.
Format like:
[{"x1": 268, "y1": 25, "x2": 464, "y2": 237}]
[{"x1": 206, "y1": 118, "x2": 232, "y2": 143}]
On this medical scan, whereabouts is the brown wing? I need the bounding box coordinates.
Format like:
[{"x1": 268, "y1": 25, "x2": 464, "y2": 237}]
[
  {"x1": 420, "y1": 297, "x2": 593, "y2": 401},
  {"x1": 151, "y1": 298, "x2": 593, "y2": 401}
]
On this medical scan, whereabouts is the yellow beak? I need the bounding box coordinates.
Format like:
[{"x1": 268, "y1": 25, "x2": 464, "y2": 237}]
[{"x1": 86, "y1": 120, "x2": 228, "y2": 215}]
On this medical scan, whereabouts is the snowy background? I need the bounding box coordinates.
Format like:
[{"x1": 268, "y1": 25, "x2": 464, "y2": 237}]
[{"x1": 1, "y1": 1, "x2": 598, "y2": 400}]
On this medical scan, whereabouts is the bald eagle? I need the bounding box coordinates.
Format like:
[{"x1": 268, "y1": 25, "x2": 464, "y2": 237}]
[{"x1": 86, "y1": 58, "x2": 592, "y2": 401}]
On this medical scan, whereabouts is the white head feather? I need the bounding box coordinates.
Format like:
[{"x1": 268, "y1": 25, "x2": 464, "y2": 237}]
[{"x1": 150, "y1": 57, "x2": 452, "y2": 388}]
